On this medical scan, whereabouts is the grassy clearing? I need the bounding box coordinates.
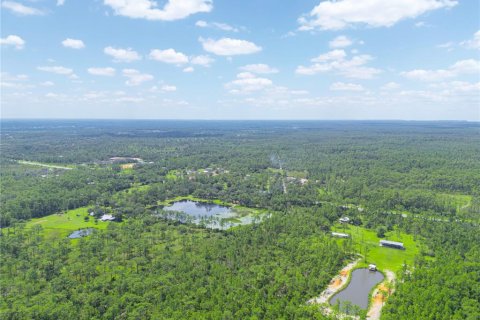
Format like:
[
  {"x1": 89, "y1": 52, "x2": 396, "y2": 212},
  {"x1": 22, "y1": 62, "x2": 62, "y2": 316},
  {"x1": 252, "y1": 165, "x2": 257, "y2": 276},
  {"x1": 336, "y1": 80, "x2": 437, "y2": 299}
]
[
  {"x1": 266, "y1": 167, "x2": 284, "y2": 174},
  {"x1": 18, "y1": 160, "x2": 74, "y2": 170},
  {"x1": 438, "y1": 193, "x2": 472, "y2": 209},
  {"x1": 26, "y1": 207, "x2": 110, "y2": 239},
  {"x1": 166, "y1": 170, "x2": 180, "y2": 180},
  {"x1": 332, "y1": 224, "x2": 420, "y2": 272},
  {"x1": 112, "y1": 183, "x2": 151, "y2": 201},
  {"x1": 287, "y1": 170, "x2": 308, "y2": 179}
]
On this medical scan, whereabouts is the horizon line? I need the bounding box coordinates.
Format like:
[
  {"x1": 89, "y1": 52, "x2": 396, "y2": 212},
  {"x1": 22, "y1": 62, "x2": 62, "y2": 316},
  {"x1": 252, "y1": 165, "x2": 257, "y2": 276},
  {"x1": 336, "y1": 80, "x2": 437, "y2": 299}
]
[{"x1": 1, "y1": 118, "x2": 478, "y2": 122}]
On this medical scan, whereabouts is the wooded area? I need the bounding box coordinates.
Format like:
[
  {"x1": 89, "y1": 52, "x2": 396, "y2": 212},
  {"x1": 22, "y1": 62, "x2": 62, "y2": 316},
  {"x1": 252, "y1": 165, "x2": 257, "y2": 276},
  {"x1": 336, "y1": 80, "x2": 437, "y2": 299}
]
[{"x1": 1, "y1": 120, "x2": 479, "y2": 319}]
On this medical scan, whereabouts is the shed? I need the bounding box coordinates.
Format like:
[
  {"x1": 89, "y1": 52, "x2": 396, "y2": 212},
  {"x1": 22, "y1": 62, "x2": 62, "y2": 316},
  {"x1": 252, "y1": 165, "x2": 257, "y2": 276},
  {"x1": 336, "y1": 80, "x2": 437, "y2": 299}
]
[
  {"x1": 100, "y1": 214, "x2": 115, "y2": 221},
  {"x1": 339, "y1": 217, "x2": 350, "y2": 223}
]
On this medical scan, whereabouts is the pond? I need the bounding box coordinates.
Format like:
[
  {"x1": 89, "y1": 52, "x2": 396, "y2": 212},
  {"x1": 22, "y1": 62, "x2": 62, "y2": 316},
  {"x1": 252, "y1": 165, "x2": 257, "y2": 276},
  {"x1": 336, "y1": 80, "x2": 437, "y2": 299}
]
[
  {"x1": 160, "y1": 200, "x2": 263, "y2": 229},
  {"x1": 68, "y1": 228, "x2": 93, "y2": 239},
  {"x1": 330, "y1": 268, "x2": 384, "y2": 310},
  {"x1": 163, "y1": 200, "x2": 234, "y2": 218}
]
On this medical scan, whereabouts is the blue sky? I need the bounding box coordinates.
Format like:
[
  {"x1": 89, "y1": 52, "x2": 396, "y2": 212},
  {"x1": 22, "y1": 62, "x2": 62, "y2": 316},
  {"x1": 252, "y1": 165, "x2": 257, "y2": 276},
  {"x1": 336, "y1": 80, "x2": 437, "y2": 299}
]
[{"x1": 1, "y1": 0, "x2": 479, "y2": 120}]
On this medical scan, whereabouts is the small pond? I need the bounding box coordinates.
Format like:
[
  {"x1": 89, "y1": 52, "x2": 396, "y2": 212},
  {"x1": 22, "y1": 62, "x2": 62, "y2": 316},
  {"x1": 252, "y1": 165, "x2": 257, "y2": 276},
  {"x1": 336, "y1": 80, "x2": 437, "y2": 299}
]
[
  {"x1": 160, "y1": 200, "x2": 263, "y2": 229},
  {"x1": 68, "y1": 228, "x2": 93, "y2": 239},
  {"x1": 330, "y1": 268, "x2": 384, "y2": 310}
]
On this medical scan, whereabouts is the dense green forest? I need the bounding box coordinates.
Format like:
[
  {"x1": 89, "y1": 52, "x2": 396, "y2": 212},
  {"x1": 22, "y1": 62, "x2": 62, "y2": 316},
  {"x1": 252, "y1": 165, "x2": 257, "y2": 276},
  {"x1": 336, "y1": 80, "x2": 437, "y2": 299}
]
[{"x1": 1, "y1": 120, "x2": 479, "y2": 319}]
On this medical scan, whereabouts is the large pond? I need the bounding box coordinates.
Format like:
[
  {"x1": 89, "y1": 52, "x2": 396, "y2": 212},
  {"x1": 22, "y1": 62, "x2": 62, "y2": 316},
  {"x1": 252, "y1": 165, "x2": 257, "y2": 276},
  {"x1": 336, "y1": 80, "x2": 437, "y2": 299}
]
[
  {"x1": 161, "y1": 200, "x2": 261, "y2": 229},
  {"x1": 330, "y1": 268, "x2": 384, "y2": 310},
  {"x1": 163, "y1": 200, "x2": 234, "y2": 218},
  {"x1": 68, "y1": 228, "x2": 93, "y2": 239}
]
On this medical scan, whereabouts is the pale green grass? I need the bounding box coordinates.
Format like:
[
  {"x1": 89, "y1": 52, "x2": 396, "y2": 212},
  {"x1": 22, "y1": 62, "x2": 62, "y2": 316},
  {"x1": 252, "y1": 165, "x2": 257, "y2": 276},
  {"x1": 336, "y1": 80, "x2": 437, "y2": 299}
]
[
  {"x1": 266, "y1": 167, "x2": 284, "y2": 174},
  {"x1": 112, "y1": 183, "x2": 151, "y2": 201},
  {"x1": 332, "y1": 224, "x2": 420, "y2": 272},
  {"x1": 438, "y1": 193, "x2": 472, "y2": 209},
  {"x1": 26, "y1": 207, "x2": 110, "y2": 239},
  {"x1": 18, "y1": 160, "x2": 74, "y2": 170},
  {"x1": 166, "y1": 170, "x2": 180, "y2": 180},
  {"x1": 287, "y1": 170, "x2": 308, "y2": 179}
]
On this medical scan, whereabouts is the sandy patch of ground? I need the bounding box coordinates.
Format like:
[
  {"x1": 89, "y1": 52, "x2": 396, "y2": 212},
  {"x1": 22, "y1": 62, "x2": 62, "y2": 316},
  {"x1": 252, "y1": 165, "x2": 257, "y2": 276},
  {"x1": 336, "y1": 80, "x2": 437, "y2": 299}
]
[
  {"x1": 367, "y1": 270, "x2": 395, "y2": 320},
  {"x1": 308, "y1": 259, "x2": 360, "y2": 305}
]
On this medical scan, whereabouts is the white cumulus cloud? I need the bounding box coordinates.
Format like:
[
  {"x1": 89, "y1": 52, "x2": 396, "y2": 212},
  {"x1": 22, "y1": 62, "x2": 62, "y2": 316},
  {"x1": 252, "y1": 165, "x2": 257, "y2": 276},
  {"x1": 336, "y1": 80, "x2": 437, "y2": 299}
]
[
  {"x1": 161, "y1": 85, "x2": 177, "y2": 92},
  {"x1": 330, "y1": 82, "x2": 364, "y2": 91},
  {"x1": 195, "y1": 20, "x2": 239, "y2": 32},
  {"x1": 296, "y1": 49, "x2": 381, "y2": 79},
  {"x1": 190, "y1": 55, "x2": 214, "y2": 67},
  {"x1": 225, "y1": 72, "x2": 273, "y2": 94},
  {"x1": 104, "y1": 0, "x2": 212, "y2": 21},
  {"x1": 104, "y1": 46, "x2": 141, "y2": 62},
  {"x1": 88, "y1": 67, "x2": 116, "y2": 76},
  {"x1": 40, "y1": 81, "x2": 55, "y2": 87},
  {"x1": 62, "y1": 38, "x2": 85, "y2": 49},
  {"x1": 149, "y1": 48, "x2": 189, "y2": 64},
  {"x1": 200, "y1": 37, "x2": 262, "y2": 56},
  {"x1": 460, "y1": 30, "x2": 480, "y2": 50},
  {"x1": 381, "y1": 82, "x2": 401, "y2": 90},
  {"x1": 299, "y1": 0, "x2": 457, "y2": 31},
  {"x1": 122, "y1": 69, "x2": 153, "y2": 86},
  {"x1": 401, "y1": 59, "x2": 480, "y2": 81},
  {"x1": 329, "y1": 35, "x2": 353, "y2": 48},
  {"x1": 37, "y1": 66, "x2": 74, "y2": 75},
  {"x1": 239, "y1": 64, "x2": 279, "y2": 74},
  {"x1": 1, "y1": 1, "x2": 44, "y2": 15},
  {"x1": 0, "y1": 35, "x2": 25, "y2": 49}
]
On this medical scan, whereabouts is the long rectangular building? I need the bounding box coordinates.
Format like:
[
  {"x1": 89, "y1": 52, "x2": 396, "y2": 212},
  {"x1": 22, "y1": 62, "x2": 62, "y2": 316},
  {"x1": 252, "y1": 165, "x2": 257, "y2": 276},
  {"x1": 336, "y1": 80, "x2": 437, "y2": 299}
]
[
  {"x1": 380, "y1": 240, "x2": 405, "y2": 250},
  {"x1": 331, "y1": 232, "x2": 350, "y2": 238}
]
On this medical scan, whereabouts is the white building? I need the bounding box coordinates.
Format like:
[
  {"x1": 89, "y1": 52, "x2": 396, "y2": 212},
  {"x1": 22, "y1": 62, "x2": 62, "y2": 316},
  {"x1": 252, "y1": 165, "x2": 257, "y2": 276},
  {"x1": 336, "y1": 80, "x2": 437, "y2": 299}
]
[{"x1": 100, "y1": 214, "x2": 115, "y2": 221}]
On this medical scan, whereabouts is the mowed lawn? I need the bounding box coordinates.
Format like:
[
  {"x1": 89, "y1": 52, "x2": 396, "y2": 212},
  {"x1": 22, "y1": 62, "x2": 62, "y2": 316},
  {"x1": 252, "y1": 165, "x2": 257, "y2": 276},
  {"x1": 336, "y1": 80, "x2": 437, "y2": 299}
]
[
  {"x1": 26, "y1": 207, "x2": 110, "y2": 239},
  {"x1": 333, "y1": 224, "x2": 420, "y2": 272}
]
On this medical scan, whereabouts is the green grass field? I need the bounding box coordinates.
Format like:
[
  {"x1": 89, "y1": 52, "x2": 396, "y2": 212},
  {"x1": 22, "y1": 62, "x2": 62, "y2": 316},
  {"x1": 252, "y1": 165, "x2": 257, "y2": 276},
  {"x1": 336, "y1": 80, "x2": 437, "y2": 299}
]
[
  {"x1": 26, "y1": 207, "x2": 111, "y2": 239},
  {"x1": 332, "y1": 224, "x2": 420, "y2": 272},
  {"x1": 166, "y1": 170, "x2": 180, "y2": 180},
  {"x1": 438, "y1": 193, "x2": 472, "y2": 209}
]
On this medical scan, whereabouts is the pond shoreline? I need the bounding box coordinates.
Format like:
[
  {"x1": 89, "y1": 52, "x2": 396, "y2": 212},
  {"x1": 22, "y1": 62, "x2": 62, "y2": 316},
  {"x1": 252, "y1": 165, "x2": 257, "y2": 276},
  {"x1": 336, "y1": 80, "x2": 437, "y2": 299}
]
[
  {"x1": 307, "y1": 258, "x2": 360, "y2": 305},
  {"x1": 308, "y1": 258, "x2": 395, "y2": 320}
]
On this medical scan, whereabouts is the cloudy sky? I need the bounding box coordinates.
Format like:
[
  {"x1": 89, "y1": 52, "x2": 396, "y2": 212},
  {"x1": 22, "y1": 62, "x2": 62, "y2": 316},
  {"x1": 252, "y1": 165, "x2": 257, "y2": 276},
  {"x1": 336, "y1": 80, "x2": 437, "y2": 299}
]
[{"x1": 1, "y1": 0, "x2": 479, "y2": 120}]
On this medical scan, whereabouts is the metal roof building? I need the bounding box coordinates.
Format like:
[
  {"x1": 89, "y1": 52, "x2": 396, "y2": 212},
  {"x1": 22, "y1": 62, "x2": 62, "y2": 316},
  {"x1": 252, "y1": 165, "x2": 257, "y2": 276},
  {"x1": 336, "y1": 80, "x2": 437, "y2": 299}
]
[
  {"x1": 380, "y1": 240, "x2": 405, "y2": 250},
  {"x1": 331, "y1": 232, "x2": 350, "y2": 238}
]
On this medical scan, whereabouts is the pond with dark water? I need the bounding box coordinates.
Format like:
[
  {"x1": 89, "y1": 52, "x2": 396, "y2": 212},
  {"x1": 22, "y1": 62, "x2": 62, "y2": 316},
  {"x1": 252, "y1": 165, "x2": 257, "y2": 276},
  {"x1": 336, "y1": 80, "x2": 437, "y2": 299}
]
[
  {"x1": 68, "y1": 228, "x2": 93, "y2": 239},
  {"x1": 330, "y1": 268, "x2": 384, "y2": 310}
]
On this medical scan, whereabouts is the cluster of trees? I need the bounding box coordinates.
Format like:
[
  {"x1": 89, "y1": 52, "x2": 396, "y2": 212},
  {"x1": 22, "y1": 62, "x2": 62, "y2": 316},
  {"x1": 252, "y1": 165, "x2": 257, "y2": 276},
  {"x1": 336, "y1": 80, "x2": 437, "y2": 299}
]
[
  {"x1": 382, "y1": 220, "x2": 480, "y2": 319},
  {"x1": 1, "y1": 207, "x2": 346, "y2": 319},
  {"x1": 0, "y1": 164, "x2": 132, "y2": 226}
]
